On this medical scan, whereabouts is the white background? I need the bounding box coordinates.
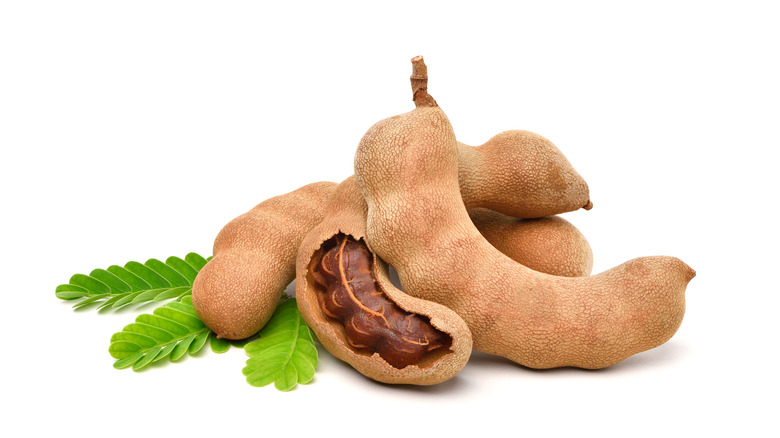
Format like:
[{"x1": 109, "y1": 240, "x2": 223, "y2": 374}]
[{"x1": 2, "y1": 1, "x2": 778, "y2": 436}]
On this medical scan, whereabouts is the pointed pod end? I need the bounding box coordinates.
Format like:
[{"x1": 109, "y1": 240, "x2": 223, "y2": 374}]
[{"x1": 685, "y1": 265, "x2": 697, "y2": 282}]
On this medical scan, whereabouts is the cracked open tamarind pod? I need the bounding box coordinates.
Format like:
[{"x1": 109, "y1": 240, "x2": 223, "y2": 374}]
[
  {"x1": 296, "y1": 176, "x2": 471, "y2": 385},
  {"x1": 311, "y1": 234, "x2": 449, "y2": 368},
  {"x1": 353, "y1": 56, "x2": 695, "y2": 369},
  {"x1": 192, "y1": 181, "x2": 338, "y2": 340},
  {"x1": 471, "y1": 209, "x2": 593, "y2": 277}
]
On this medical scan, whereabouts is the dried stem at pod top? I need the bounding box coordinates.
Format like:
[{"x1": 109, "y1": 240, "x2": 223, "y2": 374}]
[{"x1": 411, "y1": 55, "x2": 438, "y2": 108}]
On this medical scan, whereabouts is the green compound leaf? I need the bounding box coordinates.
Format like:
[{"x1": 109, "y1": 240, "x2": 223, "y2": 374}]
[
  {"x1": 56, "y1": 253, "x2": 207, "y2": 312},
  {"x1": 243, "y1": 298, "x2": 318, "y2": 391},
  {"x1": 109, "y1": 297, "x2": 235, "y2": 371}
]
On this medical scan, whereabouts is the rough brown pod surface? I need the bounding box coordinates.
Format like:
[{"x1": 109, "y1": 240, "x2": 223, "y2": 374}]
[
  {"x1": 353, "y1": 56, "x2": 696, "y2": 369},
  {"x1": 296, "y1": 176, "x2": 472, "y2": 385},
  {"x1": 470, "y1": 209, "x2": 593, "y2": 277},
  {"x1": 192, "y1": 181, "x2": 338, "y2": 340},
  {"x1": 458, "y1": 133, "x2": 592, "y2": 218}
]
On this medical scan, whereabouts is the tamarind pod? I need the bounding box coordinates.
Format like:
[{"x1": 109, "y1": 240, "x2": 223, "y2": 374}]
[
  {"x1": 470, "y1": 209, "x2": 593, "y2": 277},
  {"x1": 296, "y1": 176, "x2": 472, "y2": 385},
  {"x1": 192, "y1": 181, "x2": 338, "y2": 340},
  {"x1": 458, "y1": 133, "x2": 592, "y2": 219},
  {"x1": 353, "y1": 56, "x2": 695, "y2": 369}
]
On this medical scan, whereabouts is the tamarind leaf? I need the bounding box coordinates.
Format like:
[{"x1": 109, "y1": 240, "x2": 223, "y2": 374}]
[
  {"x1": 243, "y1": 298, "x2": 318, "y2": 391},
  {"x1": 130, "y1": 289, "x2": 169, "y2": 304},
  {"x1": 70, "y1": 274, "x2": 111, "y2": 294},
  {"x1": 56, "y1": 253, "x2": 208, "y2": 312},
  {"x1": 170, "y1": 334, "x2": 197, "y2": 361},
  {"x1": 55, "y1": 284, "x2": 89, "y2": 300},
  {"x1": 97, "y1": 292, "x2": 132, "y2": 310},
  {"x1": 165, "y1": 256, "x2": 199, "y2": 284},
  {"x1": 107, "y1": 265, "x2": 151, "y2": 291},
  {"x1": 110, "y1": 332, "x2": 158, "y2": 349},
  {"x1": 112, "y1": 291, "x2": 145, "y2": 309},
  {"x1": 189, "y1": 331, "x2": 210, "y2": 355},
  {"x1": 56, "y1": 291, "x2": 89, "y2": 300},
  {"x1": 209, "y1": 333, "x2": 231, "y2": 354},
  {"x1": 122, "y1": 322, "x2": 175, "y2": 344},
  {"x1": 144, "y1": 259, "x2": 189, "y2": 287},
  {"x1": 136, "y1": 313, "x2": 190, "y2": 336},
  {"x1": 167, "y1": 300, "x2": 200, "y2": 317},
  {"x1": 155, "y1": 307, "x2": 205, "y2": 331},
  {"x1": 125, "y1": 262, "x2": 171, "y2": 289},
  {"x1": 113, "y1": 352, "x2": 145, "y2": 369},
  {"x1": 152, "y1": 287, "x2": 190, "y2": 302},
  {"x1": 89, "y1": 269, "x2": 132, "y2": 293},
  {"x1": 153, "y1": 342, "x2": 178, "y2": 363},
  {"x1": 72, "y1": 293, "x2": 112, "y2": 309},
  {"x1": 132, "y1": 346, "x2": 163, "y2": 371},
  {"x1": 184, "y1": 253, "x2": 209, "y2": 271},
  {"x1": 109, "y1": 297, "x2": 232, "y2": 371}
]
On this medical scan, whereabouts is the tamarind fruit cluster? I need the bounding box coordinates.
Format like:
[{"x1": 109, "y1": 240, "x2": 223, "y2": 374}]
[
  {"x1": 353, "y1": 56, "x2": 695, "y2": 370},
  {"x1": 192, "y1": 56, "x2": 693, "y2": 385},
  {"x1": 193, "y1": 129, "x2": 591, "y2": 341}
]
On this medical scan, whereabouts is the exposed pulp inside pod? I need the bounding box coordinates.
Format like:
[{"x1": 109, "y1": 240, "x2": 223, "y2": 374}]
[{"x1": 307, "y1": 234, "x2": 453, "y2": 369}]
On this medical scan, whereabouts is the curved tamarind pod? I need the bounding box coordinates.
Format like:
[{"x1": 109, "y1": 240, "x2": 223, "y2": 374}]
[
  {"x1": 296, "y1": 176, "x2": 472, "y2": 385},
  {"x1": 458, "y1": 132, "x2": 592, "y2": 218},
  {"x1": 470, "y1": 209, "x2": 593, "y2": 277},
  {"x1": 192, "y1": 181, "x2": 338, "y2": 340},
  {"x1": 353, "y1": 56, "x2": 695, "y2": 369}
]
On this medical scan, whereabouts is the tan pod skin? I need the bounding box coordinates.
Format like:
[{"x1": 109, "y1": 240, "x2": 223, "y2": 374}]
[
  {"x1": 296, "y1": 177, "x2": 472, "y2": 385},
  {"x1": 353, "y1": 57, "x2": 696, "y2": 369},
  {"x1": 470, "y1": 209, "x2": 594, "y2": 277},
  {"x1": 458, "y1": 133, "x2": 592, "y2": 218},
  {"x1": 192, "y1": 182, "x2": 338, "y2": 340}
]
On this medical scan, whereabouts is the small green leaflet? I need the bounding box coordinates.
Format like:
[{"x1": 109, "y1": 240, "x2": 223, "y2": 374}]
[
  {"x1": 55, "y1": 253, "x2": 210, "y2": 311},
  {"x1": 243, "y1": 298, "x2": 318, "y2": 391},
  {"x1": 109, "y1": 295, "x2": 233, "y2": 371}
]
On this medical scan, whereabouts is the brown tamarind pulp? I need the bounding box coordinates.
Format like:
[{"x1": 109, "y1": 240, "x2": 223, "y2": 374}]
[{"x1": 309, "y1": 234, "x2": 450, "y2": 368}]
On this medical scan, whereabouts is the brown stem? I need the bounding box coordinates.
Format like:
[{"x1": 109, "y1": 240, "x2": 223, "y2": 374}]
[{"x1": 410, "y1": 55, "x2": 438, "y2": 108}]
